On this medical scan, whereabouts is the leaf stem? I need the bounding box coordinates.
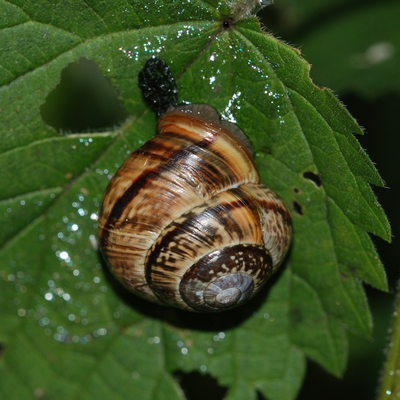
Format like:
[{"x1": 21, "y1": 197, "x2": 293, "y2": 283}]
[{"x1": 377, "y1": 286, "x2": 400, "y2": 399}]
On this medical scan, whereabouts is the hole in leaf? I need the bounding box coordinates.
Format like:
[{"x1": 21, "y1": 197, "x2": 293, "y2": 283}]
[
  {"x1": 256, "y1": 390, "x2": 267, "y2": 400},
  {"x1": 303, "y1": 171, "x2": 322, "y2": 187},
  {"x1": 41, "y1": 58, "x2": 128, "y2": 133},
  {"x1": 0, "y1": 343, "x2": 5, "y2": 359},
  {"x1": 293, "y1": 187, "x2": 301, "y2": 194},
  {"x1": 174, "y1": 370, "x2": 228, "y2": 400},
  {"x1": 293, "y1": 200, "x2": 303, "y2": 216}
]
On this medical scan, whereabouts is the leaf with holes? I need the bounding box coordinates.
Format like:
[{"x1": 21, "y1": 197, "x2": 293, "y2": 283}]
[{"x1": 0, "y1": 1, "x2": 390, "y2": 400}]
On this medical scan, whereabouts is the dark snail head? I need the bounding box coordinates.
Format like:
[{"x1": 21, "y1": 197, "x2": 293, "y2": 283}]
[{"x1": 138, "y1": 56, "x2": 178, "y2": 117}]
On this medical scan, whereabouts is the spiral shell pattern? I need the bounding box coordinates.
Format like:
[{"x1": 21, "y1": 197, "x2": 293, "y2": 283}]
[{"x1": 98, "y1": 105, "x2": 292, "y2": 312}]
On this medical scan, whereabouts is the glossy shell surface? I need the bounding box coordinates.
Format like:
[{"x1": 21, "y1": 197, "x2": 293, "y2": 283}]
[{"x1": 98, "y1": 105, "x2": 292, "y2": 312}]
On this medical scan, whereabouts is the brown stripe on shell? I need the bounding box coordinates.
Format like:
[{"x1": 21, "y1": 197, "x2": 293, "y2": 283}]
[
  {"x1": 145, "y1": 185, "x2": 278, "y2": 309},
  {"x1": 98, "y1": 109, "x2": 261, "y2": 303},
  {"x1": 100, "y1": 122, "x2": 259, "y2": 234},
  {"x1": 240, "y1": 184, "x2": 292, "y2": 270},
  {"x1": 157, "y1": 111, "x2": 259, "y2": 185}
]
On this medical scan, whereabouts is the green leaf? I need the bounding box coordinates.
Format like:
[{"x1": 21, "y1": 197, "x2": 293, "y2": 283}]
[{"x1": 0, "y1": 1, "x2": 390, "y2": 399}]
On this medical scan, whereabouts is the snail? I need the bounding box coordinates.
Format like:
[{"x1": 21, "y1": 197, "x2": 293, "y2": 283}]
[{"x1": 98, "y1": 57, "x2": 292, "y2": 312}]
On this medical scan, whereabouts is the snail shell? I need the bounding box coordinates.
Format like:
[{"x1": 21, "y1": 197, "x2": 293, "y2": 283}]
[{"x1": 98, "y1": 104, "x2": 292, "y2": 312}]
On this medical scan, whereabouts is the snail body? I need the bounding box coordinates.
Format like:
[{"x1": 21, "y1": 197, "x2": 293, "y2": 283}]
[{"x1": 98, "y1": 104, "x2": 292, "y2": 312}]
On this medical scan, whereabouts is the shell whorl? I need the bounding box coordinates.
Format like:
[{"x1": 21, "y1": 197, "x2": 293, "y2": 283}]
[{"x1": 98, "y1": 105, "x2": 292, "y2": 312}]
